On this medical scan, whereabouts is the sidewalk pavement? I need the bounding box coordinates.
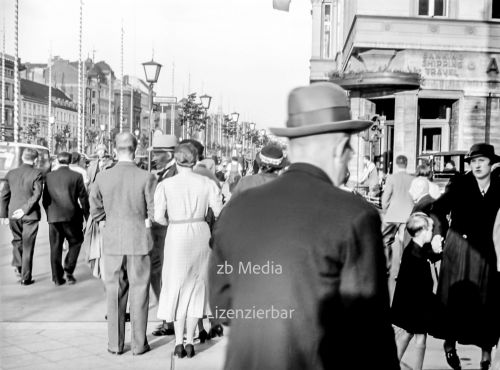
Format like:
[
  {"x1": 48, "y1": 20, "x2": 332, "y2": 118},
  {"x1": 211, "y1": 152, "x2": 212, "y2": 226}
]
[
  {"x1": 0, "y1": 222, "x2": 496, "y2": 370},
  {"x1": 0, "y1": 322, "x2": 226, "y2": 370}
]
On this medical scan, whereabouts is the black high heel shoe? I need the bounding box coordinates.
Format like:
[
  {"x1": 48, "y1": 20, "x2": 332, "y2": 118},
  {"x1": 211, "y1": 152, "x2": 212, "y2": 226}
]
[
  {"x1": 185, "y1": 344, "x2": 195, "y2": 358},
  {"x1": 198, "y1": 329, "x2": 209, "y2": 343},
  {"x1": 444, "y1": 348, "x2": 461, "y2": 370},
  {"x1": 208, "y1": 324, "x2": 224, "y2": 338},
  {"x1": 174, "y1": 344, "x2": 187, "y2": 358}
]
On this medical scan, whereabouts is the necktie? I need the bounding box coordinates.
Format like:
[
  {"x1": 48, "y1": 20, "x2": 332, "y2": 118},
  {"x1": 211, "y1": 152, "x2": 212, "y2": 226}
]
[{"x1": 481, "y1": 190, "x2": 485, "y2": 197}]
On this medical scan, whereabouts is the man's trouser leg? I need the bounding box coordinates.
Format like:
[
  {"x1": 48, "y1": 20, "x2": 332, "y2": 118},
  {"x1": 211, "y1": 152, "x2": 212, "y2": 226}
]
[
  {"x1": 49, "y1": 223, "x2": 65, "y2": 283},
  {"x1": 20, "y1": 220, "x2": 39, "y2": 282},
  {"x1": 127, "y1": 254, "x2": 151, "y2": 354},
  {"x1": 149, "y1": 223, "x2": 167, "y2": 304},
  {"x1": 382, "y1": 222, "x2": 399, "y2": 273},
  {"x1": 9, "y1": 219, "x2": 23, "y2": 272},
  {"x1": 62, "y1": 221, "x2": 84, "y2": 275},
  {"x1": 104, "y1": 255, "x2": 129, "y2": 353}
]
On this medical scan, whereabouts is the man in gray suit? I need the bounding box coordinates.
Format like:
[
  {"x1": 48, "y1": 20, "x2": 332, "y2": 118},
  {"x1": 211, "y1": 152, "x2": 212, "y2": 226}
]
[
  {"x1": 90, "y1": 133, "x2": 156, "y2": 355},
  {"x1": 381, "y1": 154, "x2": 414, "y2": 295}
]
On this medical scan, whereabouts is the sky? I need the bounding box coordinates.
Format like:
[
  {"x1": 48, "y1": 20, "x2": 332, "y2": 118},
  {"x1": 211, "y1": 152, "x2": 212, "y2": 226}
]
[{"x1": 1, "y1": 0, "x2": 312, "y2": 130}]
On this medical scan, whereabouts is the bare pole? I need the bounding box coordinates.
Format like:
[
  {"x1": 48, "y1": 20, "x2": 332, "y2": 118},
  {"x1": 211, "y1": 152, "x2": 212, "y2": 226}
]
[
  {"x1": 107, "y1": 72, "x2": 112, "y2": 152},
  {"x1": 13, "y1": 0, "x2": 19, "y2": 143},
  {"x1": 77, "y1": 0, "x2": 82, "y2": 152},
  {"x1": 48, "y1": 47, "x2": 52, "y2": 152},
  {"x1": 120, "y1": 21, "x2": 123, "y2": 133},
  {"x1": 1, "y1": 20, "x2": 5, "y2": 141},
  {"x1": 130, "y1": 84, "x2": 133, "y2": 133}
]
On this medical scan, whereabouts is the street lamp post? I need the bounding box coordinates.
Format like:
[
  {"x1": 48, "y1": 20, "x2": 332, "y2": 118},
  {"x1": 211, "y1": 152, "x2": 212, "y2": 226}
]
[
  {"x1": 199, "y1": 94, "x2": 212, "y2": 156},
  {"x1": 230, "y1": 112, "x2": 239, "y2": 155},
  {"x1": 142, "y1": 58, "x2": 162, "y2": 171}
]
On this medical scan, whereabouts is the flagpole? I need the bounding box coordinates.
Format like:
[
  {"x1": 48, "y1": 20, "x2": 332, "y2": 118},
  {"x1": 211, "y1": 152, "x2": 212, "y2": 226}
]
[
  {"x1": 120, "y1": 22, "x2": 123, "y2": 133},
  {"x1": 77, "y1": 0, "x2": 82, "y2": 152},
  {"x1": 1, "y1": 20, "x2": 5, "y2": 142},
  {"x1": 48, "y1": 48, "x2": 52, "y2": 152},
  {"x1": 13, "y1": 0, "x2": 19, "y2": 143}
]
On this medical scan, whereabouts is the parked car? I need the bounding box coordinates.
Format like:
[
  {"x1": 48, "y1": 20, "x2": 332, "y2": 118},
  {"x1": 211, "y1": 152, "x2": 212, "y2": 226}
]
[
  {"x1": 417, "y1": 150, "x2": 468, "y2": 191},
  {"x1": 0, "y1": 142, "x2": 51, "y2": 192}
]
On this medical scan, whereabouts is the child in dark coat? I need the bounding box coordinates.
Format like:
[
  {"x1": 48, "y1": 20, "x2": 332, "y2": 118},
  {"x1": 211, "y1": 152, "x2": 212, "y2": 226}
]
[{"x1": 391, "y1": 212, "x2": 443, "y2": 370}]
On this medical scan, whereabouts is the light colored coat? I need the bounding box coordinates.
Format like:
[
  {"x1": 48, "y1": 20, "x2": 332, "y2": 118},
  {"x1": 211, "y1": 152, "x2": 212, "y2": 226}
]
[
  {"x1": 382, "y1": 170, "x2": 414, "y2": 223},
  {"x1": 89, "y1": 161, "x2": 156, "y2": 255}
]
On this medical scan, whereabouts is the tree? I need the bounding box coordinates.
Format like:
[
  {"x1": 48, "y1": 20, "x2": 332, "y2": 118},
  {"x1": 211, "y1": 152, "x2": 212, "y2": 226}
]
[
  {"x1": 24, "y1": 121, "x2": 40, "y2": 144},
  {"x1": 54, "y1": 125, "x2": 71, "y2": 153},
  {"x1": 178, "y1": 93, "x2": 206, "y2": 138},
  {"x1": 85, "y1": 127, "x2": 100, "y2": 154}
]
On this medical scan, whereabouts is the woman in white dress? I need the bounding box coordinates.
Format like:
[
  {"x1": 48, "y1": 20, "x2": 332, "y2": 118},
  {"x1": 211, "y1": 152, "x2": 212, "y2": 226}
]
[{"x1": 154, "y1": 142, "x2": 223, "y2": 359}]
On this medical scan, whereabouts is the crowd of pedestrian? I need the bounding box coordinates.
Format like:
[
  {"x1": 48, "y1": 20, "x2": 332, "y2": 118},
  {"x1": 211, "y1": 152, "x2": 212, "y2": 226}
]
[{"x1": 1, "y1": 81, "x2": 499, "y2": 369}]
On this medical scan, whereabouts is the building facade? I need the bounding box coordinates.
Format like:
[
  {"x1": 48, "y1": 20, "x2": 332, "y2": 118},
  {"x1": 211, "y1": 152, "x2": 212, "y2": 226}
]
[
  {"x1": 23, "y1": 57, "x2": 116, "y2": 152},
  {"x1": 1, "y1": 54, "x2": 16, "y2": 141},
  {"x1": 20, "y1": 79, "x2": 78, "y2": 151},
  {"x1": 310, "y1": 0, "x2": 500, "y2": 175}
]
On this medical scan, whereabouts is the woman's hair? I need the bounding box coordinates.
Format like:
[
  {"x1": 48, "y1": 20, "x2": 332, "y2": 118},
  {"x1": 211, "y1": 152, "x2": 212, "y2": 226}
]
[
  {"x1": 406, "y1": 212, "x2": 432, "y2": 237},
  {"x1": 416, "y1": 164, "x2": 432, "y2": 180},
  {"x1": 174, "y1": 142, "x2": 198, "y2": 168}
]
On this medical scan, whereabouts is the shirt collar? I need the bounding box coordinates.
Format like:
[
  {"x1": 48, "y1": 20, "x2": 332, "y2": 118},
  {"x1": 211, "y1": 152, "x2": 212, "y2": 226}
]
[{"x1": 284, "y1": 163, "x2": 333, "y2": 186}]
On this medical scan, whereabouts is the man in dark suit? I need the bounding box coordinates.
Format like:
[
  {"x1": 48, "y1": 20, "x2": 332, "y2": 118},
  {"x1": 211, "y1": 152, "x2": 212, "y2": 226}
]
[
  {"x1": 90, "y1": 132, "x2": 156, "y2": 355},
  {"x1": 209, "y1": 82, "x2": 399, "y2": 370},
  {"x1": 43, "y1": 151, "x2": 89, "y2": 286},
  {"x1": 0, "y1": 148, "x2": 43, "y2": 285},
  {"x1": 148, "y1": 134, "x2": 178, "y2": 337}
]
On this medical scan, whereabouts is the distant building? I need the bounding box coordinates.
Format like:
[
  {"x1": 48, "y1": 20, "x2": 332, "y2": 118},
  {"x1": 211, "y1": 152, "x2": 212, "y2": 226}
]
[
  {"x1": 310, "y1": 0, "x2": 500, "y2": 174},
  {"x1": 0, "y1": 54, "x2": 16, "y2": 141},
  {"x1": 23, "y1": 56, "x2": 116, "y2": 151},
  {"x1": 20, "y1": 79, "x2": 78, "y2": 151}
]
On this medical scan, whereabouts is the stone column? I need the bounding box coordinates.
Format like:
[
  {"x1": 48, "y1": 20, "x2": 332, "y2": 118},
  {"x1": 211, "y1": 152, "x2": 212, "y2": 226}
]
[
  {"x1": 394, "y1": 91, "x2": 419, "y2": 173},
  {"x1": 311, "y1": 0, "x2": 323, "y2": 60}
]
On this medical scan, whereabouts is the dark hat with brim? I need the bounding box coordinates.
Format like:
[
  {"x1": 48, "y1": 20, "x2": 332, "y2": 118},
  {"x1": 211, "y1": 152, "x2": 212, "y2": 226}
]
[
  {"x1": 270, "y1": 82, "x2": 372, "y2": 138},
  {"x1": 464, "y1": 143, "x2": 500, "y2": 163}
]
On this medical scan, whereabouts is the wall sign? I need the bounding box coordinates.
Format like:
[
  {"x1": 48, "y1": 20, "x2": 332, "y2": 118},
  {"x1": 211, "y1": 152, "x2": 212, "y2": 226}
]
[{"x1": 422, "y1": 53, "x2": 464, "y2": 77}]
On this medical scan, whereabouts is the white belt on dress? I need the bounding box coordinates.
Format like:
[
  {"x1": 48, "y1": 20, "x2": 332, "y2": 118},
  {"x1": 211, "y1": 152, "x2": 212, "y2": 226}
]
[{"x1": 169, "y1": 217, "x2": 205, "y2": 225}]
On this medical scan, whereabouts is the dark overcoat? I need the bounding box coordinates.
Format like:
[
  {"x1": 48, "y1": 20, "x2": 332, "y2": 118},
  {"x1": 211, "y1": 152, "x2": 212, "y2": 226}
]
[
  {"x1": 430, "y1": 171, "x2": 500, "y2": 347},
  {"x1": 43, "y1": 166, "x2": 89, "y2": 223},
  {"x1": 391, "y1": 240, "x2": 442, "y2": 334},
  {"x1": 209, "y1": 163, "x2": 399, "y2": 370},
  {"x1": 0, "y1": 164, "x2": 43, "y2": 220}
]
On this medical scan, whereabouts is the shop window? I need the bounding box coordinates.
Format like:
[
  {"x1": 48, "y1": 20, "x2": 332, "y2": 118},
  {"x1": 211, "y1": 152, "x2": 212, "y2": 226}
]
[
  {"x1": 421, "y1": 127, "x2": 442, "y2": 153},
  {"x1": 493, "y1": 0, "x2": 500, "y2": 19},
  {"x1": 418, "y1": 0, "x2": 446, "y2": 16}
]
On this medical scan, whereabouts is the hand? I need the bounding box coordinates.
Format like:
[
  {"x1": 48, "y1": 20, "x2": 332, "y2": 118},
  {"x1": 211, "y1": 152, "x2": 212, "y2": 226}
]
[
  {"x1": 431, "y1": 235, "x2": 443, "y2": 253},
  {"x1": 12, "y1": 209, "x2": 25, "y2": 220}
]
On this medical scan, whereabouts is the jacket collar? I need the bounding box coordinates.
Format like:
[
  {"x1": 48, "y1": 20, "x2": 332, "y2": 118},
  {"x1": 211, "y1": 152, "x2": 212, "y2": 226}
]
[
  {"x1": 284, "y1": 163, "x2": 333, "y2": 185},
  {"x1": 114, "y1": 161, "x2": 136, "y2": 167}
]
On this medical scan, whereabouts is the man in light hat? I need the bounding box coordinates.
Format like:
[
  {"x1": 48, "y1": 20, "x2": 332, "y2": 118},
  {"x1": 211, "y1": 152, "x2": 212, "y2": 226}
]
[
  {"x1": 148, "y1": 134, "x2": 178, "y2": 337},
  {"x1": 430, "y1": 143, "x2": 500, "y2": 370},
  {"x1": 209, "y1": 82, "x2": 398, "y2": 370},
  {"x1": 231, "y1": 142, "x2": 285, "y2": 198},
  {"x1": 87, "y1": 144, "x2": 113, "y2": 184}
]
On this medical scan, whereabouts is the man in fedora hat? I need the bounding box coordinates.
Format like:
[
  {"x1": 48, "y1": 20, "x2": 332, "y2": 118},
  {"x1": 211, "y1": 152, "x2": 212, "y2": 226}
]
[
  {"x1": 209, "y1": 82, "x2": 398, "y2": 370},
  {"x1": 87, "y1": 144, "x2": 113, "y2": 185},
  {"x1": 430, "y1": 143, "x2": 500, "y2": 370},
  {"x1": 148, "y1": 134, "x2": 178, "y2": 336},
  {"x1": 231, "y1": 142, "x2": 285, "y2": 198}
]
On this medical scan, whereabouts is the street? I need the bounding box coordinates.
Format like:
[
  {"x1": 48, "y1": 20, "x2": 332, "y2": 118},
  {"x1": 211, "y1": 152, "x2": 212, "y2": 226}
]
[{"x1": 0, "y1": 211, "x2": 490, "y2": 369}]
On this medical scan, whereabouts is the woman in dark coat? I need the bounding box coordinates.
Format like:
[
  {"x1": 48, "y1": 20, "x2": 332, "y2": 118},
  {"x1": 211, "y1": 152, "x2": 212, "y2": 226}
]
[
  {"x1": 430, "y1": 143, "x2": 500, "y2": 370},
  {"x1": 392, "y1": 212, "x2": 442, "y2": 370}
]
